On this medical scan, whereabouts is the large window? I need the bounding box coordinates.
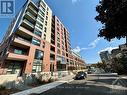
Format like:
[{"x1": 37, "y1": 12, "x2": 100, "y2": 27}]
[
  {"x1": 14, "y1": 49, "x2": 27, "y2": 55},
  {"x1": 34, "y1": 49, "x2": 43, "y2": 60},
  {"x1": 32, "y1": 38, "x2": 41, "y2": 46},
  {"x1": 34, "y1": 28, "x2": 42, "y2": 37},
  {"x1": 32, "y1": 60, "x2": 42, "y2": 73},
  {"x1": 32, "y1": 50, "x2": 44, "y2": 73}
]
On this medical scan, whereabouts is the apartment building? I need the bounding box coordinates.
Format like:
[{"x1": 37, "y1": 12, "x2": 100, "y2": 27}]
[
  {"x1": 99, "y1": 51, "x2": 111, "y2": 64},
  {"x1": 0, "y1": 0, "x2": 86, "y2": 76}
]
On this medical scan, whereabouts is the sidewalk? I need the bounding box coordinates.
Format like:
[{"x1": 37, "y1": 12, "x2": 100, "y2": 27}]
[{"x1": 11, "y1": 75, "x2": 74, "y2": 95}]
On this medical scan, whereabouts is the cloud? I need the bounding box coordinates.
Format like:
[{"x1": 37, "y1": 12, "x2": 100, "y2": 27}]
[
  {"x1": 73, "y1": 46, "x2": 88, "y2": 53},
  {"x1": 98, "y1": 47, "x2": 118, "y2": 54},
  {"x1": 73, "y1": 38, "x2": 102, "y2": 53},
  {"x1": 88, "y1": 38, "x2": 102, "y2": 48},
  {"x1": 72, "y1": 0, "x2": 80, "y2": 4}
]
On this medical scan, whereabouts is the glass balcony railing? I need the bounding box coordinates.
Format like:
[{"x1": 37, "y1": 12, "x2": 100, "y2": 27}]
[
  {"x1": 14, "y1": 49, "x2": 26, "y2": 55},
  {"x1": 23, "y1": 19, "x2": 34, "y2": 28},
  {"x1": 15, "y1": 36, "x2": 31, "y2": 43},
  {"x1": 28, "y1": 6, "x2": 38, "y2": 14},
  {"x1": 26, "y1": 11, "x2": 36, "y2": 20}
]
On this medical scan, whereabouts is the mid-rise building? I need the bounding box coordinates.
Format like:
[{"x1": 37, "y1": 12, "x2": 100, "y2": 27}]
[
  {"x1": 0, "y1": 0, "x2": 86, "y2": 76},
  {"x1": 99, "y1": 51, "x2": 111, "y2": 64}
]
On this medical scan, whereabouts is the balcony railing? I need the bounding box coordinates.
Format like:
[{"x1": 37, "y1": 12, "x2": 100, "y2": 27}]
[
  {"x1": 28, "y1": 6, "x2": 38, "y2": 14},
  {"x1": 23, "y1": 19, "x2": 34, "y2": 28},
  {"x1": 26, "y1": 11, "x2": 36, "y2": 20},
  {"x1": 15, "y1": 36, "x2": 31, "y2": 44}
]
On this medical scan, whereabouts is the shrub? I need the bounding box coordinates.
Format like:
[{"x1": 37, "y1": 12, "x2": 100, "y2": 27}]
[
  {"x1": 0, "y1": 85, "x2": 6, "y2": 91},
  {"x1": 48, "y1": 78, "x2": 54, "y2": 83}
]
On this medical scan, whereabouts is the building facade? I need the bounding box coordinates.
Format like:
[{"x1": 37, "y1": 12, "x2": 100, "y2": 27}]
[
  {"x1": 0, "y1": 0, "x2": 86, "y2": 76},
  {"x1": 99, "y1": 51, "x2": 111, "y2": 64}
]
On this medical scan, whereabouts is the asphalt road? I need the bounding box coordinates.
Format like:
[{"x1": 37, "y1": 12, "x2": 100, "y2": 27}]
[{"x1": 40, "y1": 74, "x2": 127, "y2": 95}]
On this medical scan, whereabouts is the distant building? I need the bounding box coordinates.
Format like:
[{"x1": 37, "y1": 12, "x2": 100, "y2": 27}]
[{"x1": 99, "y1": 51, "x2": 111, "y2": 64}]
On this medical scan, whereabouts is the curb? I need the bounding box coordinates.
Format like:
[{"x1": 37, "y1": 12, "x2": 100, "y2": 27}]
[{"x1": 11, "y1": 76, "x2": 74, "y2": 95}]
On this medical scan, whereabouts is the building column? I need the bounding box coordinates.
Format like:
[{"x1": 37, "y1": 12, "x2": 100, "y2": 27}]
[
  {"x1": 43, "y1": 42, "x2": 51, "y2": 72},
  {"x1": 25, "y1": 45, "x2": 36, "y2": 74}
]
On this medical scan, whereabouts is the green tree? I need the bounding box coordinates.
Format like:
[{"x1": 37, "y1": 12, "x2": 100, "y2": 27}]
[
  {"x1": 111, "y1": 53, "x2": 127, "y2": 75},
  {"x1": 97, "y1": 62, "x2": 107, "y2": 70},
  {"x1": 95, "y1": 0, "x2": 127, "y2": 43}
]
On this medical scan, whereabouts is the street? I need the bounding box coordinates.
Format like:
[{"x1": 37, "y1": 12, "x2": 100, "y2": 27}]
[{"x1": 40, "y1": 74, "x2": 127, "y2": 95}]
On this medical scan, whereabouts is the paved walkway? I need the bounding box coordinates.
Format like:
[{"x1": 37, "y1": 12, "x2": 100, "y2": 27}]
[{"x1": 11, "y1": 75, "x2": 74, "y2": 95}]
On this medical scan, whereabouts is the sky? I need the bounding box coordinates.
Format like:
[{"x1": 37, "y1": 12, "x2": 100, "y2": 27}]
[{"x1": 0, "y1": 0, "x2": 125, "y2": 64}]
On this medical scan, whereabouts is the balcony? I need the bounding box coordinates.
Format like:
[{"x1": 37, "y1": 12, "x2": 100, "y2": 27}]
[
  {"x1": 16, "y1": 26, "x2": 41, "y2": 40},
  {"x1": 7, "y1": 53, "x2": 28, "y2": 61},
  {"x1": 50, "y1": 53, "x2": 55, "y2": 61},
  {"x1": 13, "y1": 36, "x2": 31, "y2": 48},
  {"x1": 25, "y1": 11, "x2": 36, "y2": 23},
  {"x1": 22, "y1": 19, "x2": 34, "y2": 31},
  {"x1": 7, "y1": 45, "x2": 29, "y2": 61},
  {"x1": 28, "y1": 5, "x2": 38, "y2": 16}
]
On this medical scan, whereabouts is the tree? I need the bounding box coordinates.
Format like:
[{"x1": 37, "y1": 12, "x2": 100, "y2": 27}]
[
  {"x1": 97, "y1": 62, "x2": 107, "y2": 70},
  {"x1": 95, "y1": 0, "x2": 127, "y2": 43},
  {"x1": 111, "y1": 53, "x2": 127, "y2": 75}
]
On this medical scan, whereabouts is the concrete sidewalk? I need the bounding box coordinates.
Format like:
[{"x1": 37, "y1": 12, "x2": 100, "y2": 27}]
[{"x1": 11, "y1": 75, "x2": 74, "y2": 95}]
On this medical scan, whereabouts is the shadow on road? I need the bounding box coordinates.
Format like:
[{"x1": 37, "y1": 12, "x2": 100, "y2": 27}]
[{"x1": 40, "y1": 80, "x2": 127, "y2": 95}]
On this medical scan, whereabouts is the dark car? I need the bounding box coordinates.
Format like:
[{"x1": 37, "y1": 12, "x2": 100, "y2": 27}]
[{"x1": 74, "y1": 71, "x2": 87, "y2": 80}]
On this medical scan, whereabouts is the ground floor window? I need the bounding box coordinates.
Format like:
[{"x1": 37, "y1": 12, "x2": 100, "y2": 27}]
[
  {"x1": 32, "y1": 60, "x2": 42, "y2": 73},
  {"x1": 6, "y1": 61, "x2": 24, "y2": 75},
  {"x1": 57, "y1": 61, "x2": 66, "y2": 71}
]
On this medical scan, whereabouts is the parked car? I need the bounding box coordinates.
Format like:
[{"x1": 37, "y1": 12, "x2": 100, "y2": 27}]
[{"x1": 74, "y1": 71, "x2": 87, "y2": 80}]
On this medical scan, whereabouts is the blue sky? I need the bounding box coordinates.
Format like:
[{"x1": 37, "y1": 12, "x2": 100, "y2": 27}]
[{"x1": 0, "y1": 0, "x2": 125, "y2": 64}]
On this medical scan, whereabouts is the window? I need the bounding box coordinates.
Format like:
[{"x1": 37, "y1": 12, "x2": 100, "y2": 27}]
[
  {"x1": 37, "y1": 16, "x2": 44, "y2": 23},
  {"x1": 44, "y1": 34, "x2": 46, "y2": 40},
  {"x1": 62, "y1": 36, "x2": 64, "y2": 40},
  {"x1": 46, "y1": 16, "x2": 48, "y2": 20},
  {"x1": 34, "y1": 49, "x2": 43, "y2": 60},
  {"x1": 32, "y1": 38, "x2": 41, "y2": 46},
  {"x1": 50, "y1": 54, "x2": 55, "y2": 60},
  {"x1": 41, "y1": 1, "x2": 46, "y2": 8},
  {"x1": 61, "y1": 31, "x2": 63, "y2": 35},
  {"x1": 57, "y1": 43, "x2": 60, "y2": 48},
  {"x1": 45, "y1": 21, "x2": 47, "y2": 26},
  {"x1": 40, "y1": 5, "x2": 45, "y2": 12},
  {"x1": 57, "y1": 19, "x2": 59, "y2": 23},
  {"x1": 7, "y1": 62, "x2": 22, "y2": 74},
  {"x1": 34, "y1": 28, "x2": 42, "y2": 37},
  {"x1": 36, "y1": 22, "x2": 43, "y2": 30},
  {"x1": 62, "y1": 41, "x2": 64, "y2": 45},
  {"x1": 57, "y1": 27, "x2": 59, "y2": 31},
  {"x1": 62, "y1": 51, "x2": 65, "y2": 56},
  {"x1": 14, "y1": 49, "x2": 22, "y2": 55},
  {"x1": 42, "y1": 42, "x2": 45, "y2": 48},
  {"x1": 62, "y1": 46, "x2": 64, "y2": 50},
  {"x1": 32, "y1": 60, "x2": 42, "y2": 73},
  {"x1": 44, "y1": 27, "x2": 47, "y2": 32},
  {"x1": 57, "y1": 23, "x2": 59, "y2": 26},
  {"x1": 39, "y1": 10, "x2": 45, "y2": 17},
  {"x1": 57, "y1": 37, "x2": 60, "y2": 42},
  {"x1": 57, "y1": 49, "x2": 61, "y2": 54},
  {"x1": 32, "y1": 49, "x2": 43, "y2": 73},
  {"x1": 14, "y1": 48, "x2": 27, "y2": 55},
  {"x1": 57, "y1": 32, "x2": 60, "y2": 37}
]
